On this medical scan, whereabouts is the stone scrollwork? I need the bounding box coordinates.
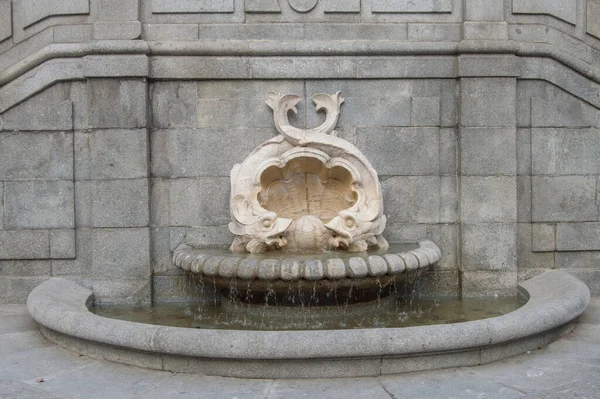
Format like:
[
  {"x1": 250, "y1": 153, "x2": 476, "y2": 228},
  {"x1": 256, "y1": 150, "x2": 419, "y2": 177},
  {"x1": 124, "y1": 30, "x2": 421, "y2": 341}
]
[{"x1": 229, "y1": 91, "x2": 389, "y2": 254}]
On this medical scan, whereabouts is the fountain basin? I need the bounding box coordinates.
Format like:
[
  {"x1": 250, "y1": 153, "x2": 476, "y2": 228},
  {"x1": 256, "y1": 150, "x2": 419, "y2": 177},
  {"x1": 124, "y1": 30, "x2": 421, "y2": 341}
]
[{"x1": 27, "y1": 271, "x2": 589, "y2": 378}]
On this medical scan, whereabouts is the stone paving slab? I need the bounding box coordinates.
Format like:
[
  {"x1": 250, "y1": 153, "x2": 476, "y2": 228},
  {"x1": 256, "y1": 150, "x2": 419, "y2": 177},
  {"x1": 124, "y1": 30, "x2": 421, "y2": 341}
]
[{"x1": 0, "y1": 299, "x2": 599, "y2": 399}]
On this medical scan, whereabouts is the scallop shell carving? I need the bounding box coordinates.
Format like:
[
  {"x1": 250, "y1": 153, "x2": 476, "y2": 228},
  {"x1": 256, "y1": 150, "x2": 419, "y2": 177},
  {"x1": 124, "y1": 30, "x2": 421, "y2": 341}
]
[{"x1": 283, "y1": 215, "x2": 332, "y2": 252}]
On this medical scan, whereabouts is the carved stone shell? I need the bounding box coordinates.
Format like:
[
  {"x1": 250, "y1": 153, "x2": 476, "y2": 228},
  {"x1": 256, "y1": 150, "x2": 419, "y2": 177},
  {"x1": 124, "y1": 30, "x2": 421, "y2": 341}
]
[{"x1": 283, "y1": 215, "x2": 332, "y2": 252}]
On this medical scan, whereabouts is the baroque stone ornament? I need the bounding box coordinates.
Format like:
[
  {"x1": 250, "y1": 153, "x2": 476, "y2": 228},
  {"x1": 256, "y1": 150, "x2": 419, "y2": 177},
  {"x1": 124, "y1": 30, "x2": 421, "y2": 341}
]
[{"x1": 229, "y1": 92, "x2": 389, "y2": 254}]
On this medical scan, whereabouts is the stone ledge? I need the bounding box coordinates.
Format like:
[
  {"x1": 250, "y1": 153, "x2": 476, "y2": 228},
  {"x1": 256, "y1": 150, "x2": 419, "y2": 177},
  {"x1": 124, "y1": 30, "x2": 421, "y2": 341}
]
[{"x1": 26, "y1": 270, "x2": 589, "y2": 377}]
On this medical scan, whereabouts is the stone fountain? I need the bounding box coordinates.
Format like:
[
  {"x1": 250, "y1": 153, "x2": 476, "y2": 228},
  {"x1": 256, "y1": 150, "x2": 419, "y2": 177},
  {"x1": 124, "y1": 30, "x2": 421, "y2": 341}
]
[{"x1": 172, "y1": 91, "x2": 441, "y2": 302}]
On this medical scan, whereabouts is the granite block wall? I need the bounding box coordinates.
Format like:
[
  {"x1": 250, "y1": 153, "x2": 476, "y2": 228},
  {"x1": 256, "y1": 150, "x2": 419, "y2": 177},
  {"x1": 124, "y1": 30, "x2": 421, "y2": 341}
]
[{"x1": 0, "y1": 0, "x2": 600, "y2": 303}]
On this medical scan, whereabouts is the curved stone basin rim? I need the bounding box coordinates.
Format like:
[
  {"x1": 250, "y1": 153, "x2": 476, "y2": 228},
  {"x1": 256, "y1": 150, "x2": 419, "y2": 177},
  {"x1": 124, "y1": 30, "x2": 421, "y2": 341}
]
[{"x1": 27, "y1": 271, "x2": 589, "y2": 375}]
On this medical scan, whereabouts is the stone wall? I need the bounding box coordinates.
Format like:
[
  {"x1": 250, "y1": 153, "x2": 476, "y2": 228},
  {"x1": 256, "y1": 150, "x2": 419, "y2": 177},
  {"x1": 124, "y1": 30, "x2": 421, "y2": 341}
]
[{"x1": 0, "y1": 0, "x2": 599, "y2": 304}]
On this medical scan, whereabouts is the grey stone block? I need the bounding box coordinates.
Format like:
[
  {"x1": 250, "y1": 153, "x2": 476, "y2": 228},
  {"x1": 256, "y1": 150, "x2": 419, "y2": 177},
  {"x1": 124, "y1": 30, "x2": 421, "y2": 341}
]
[
  {"x1": 151, "y1": 228, "x2": 176, "y2": 274},
  {"x1": 439, "y1": 128, "x2": 457, "y2": 175},
  {"x1": 323, "y1": 0, "x2": 360, "y2": 12},
  {"x1": 357, "y1": 57, "x2": 456, "y2": 79},
  {"x1": 458, "y1": 55, "x2": 520, "y2": 77},
  {"x1": 75, "y1": 179, "x2": 149, "y2": 228},
  {"x1": 425, "y1": 223, "x2": 458, "y2": 270},
  {"x1": 245, "y1": 0, "x2": 280, "y2": 12},
  {"x1": 0, "y1": 131, "x2": 73, "y2": 180},
  {"x1": 91, "y1": 228, "x2": 150, "y2": 278},
  {"x1": 151, "y1": 0, "x2": 234, "y2": 13},
  {"x1": 153, "y1": 275, "x2": 205, "y2": 303},
  {"x1": 93, "y1": 277, "x2": 151, "y2": 306},
  {"x1": 183, "y1": 226, "x2": 232, "y2": 247},
  {"x1": 412, "y1": 80, "x2": 458, "y2": 127},
  {"x1": 0, "y1": 1, "x2": 11, "y2": 42},
  {"x1": 461, "y1": 223, "x2": 517, "y2": 271},
  {"x1": 461, "y1": 78, "x2": 516, "y2": 127},
  {"x1": 150, "y1": 57, "x2": 251, "y2": 79},
  {"x1": 0, "y1": 27, "x2": 53, "y2": 72},
  {"x1": 0, "y1": 183, "x2": 3, "y2": 229},
  {"x1": 150, "y1": 178, "x2": 170, "y2": 226},
  {"x1": 15, "y1": 0, "x2": 88, "y2": 27},
  {"x1": 411, "y1": 97, "x2": 440, "y2": 126},
  {"x1": 70, "y1": 81, "x2": 89, "y2": 130},
  {"x1": 440, "y1": 176, "x2": 458, "y2": 223},
  {"x1": 383, "y1": 176, "x2": 440, "y2": 224},
  {"x1": 50, "y1": 229, "x2": 76, "y2": 258},
  {"x1": 556, "y1": 251, "x2": 600, "y2": 269},
  {"x1": 151, "y1": 82, "x2": 198, "y2": 128},
  {"x1": 517, "y1": 176, "x2": 531, "y2": 222},
  {"x1": 87, "y1": 79, "x2": 147, "y2": 128},
  {"x1": 0, "y1": 84, "x2": 72, "y2": 131},
  {"x1": 516, "y1": 128, "x2": 531, "y2": 175},
  {"x1": 168, "y1": 178, "x2": 230, "y2": 226},
  {"x1": 75, "y1": 129, "x2": 148, "y2": 180},
  {"x1": 513, "y1": 0, "x2": 576, "y2": 24},
  {"x1": 461, "y1": 177, "x2": 517, "y2": 223},
  {"x1": 532, "y1": 128, "x2": 600, "y2": 175},
  {"x1": 5, "y1": 277, "x2": 49, "y2": 303},
  {"x1": 0, "y1": 230, "x2": 50, "y2": 259},
  {"x1": 556, "y1": 223, "x2": 600, "y2": 251},
  {"x1": 465, "y1": 0, "x2": 504, "y2": 21},
  {"x1": 407, "y1": 23, "x2": 461, "y2": 42},
  {"x1": 371, "y1": 0, "x2": 452, "y2": 12},
  {"x1": 251, "y1": 57, "x2": 356, "y2": 79},
  {"x1": 83, "y1": 55, "x2": 148, "y2": 78},
  {"x1": 589, "y1": 0, "x2": 600, "y2": 39},
  {"x1": 531, "y1": 97, "x2": 599, "y2": 128},
  {"x1": 460, "y1": 127, "x2": 517, "y2": 175},
  {"x1": 531, "y1": 223, "x2": 555, "y2": 252},
  {"x1": 0, "y1": 260, "x2": 51, "y2": 276},
  {"x1": 419, "y1": 270, "x2": 460, "y2": 296},
  {"x1": 93, "y1": 21, "x2": 141, "y2": 40},
  {"x1": 51, "y1": 228, "x2": 92, "y2": 275},
  {"x1": 197, "y1": 98, "x2": 289, "y2": 129},
  {"x1": 145, "y1": 24, "x2": 198, "y2": 41},
  {"x1": 200, "y1": 24, "x2": 304, "y2": 40},
  {"x1": 53, "y1": 24, "x2": 92, "y2": 43},
  {"x1": 517, "y1": 223, "x2": 554, "y2": 270},
  {"x1": 98, "y1": 0, "x2": 138, "y2": 20},
  {"x1": 305, "y1": 24, "x2": 407, "y2": 41},
  {"x1": 532, "y1": 176, "x2": 597, "y2": 222},
  {"x1": 355, "y1": 127, "x2": 439, "y2": 175},
  {"x1": 463, "y1": 22, "x2": 508, "y2": 40},
  {"x1": 461, "y1": 271, "x2": 518, "y2": 297},
  {"x1": 562, "y1": 269, "x2": 600, "y2": 296},
  {"x1": 198, "y1": 80, "x2": 305, "y2": 100},
  {"x1": 151, "y1": 128, "x2": 275, "y2": 178},
  {"x1": 5, "y1": 181, "x2": 74, "y2": 229},
  {"x1": 384, "y1": 223, "x2": 427, "y2": 243}
]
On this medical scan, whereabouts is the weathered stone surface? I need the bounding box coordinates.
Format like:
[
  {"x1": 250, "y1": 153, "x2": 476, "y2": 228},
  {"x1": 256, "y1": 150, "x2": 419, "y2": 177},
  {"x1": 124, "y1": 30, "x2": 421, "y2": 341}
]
[
  {"x1": 91, "y1": 228, "x2": 150, "y2": 278},
  {"x1": 50, "y1": 229, "x2": 76, "y2": 259},
  {"x1": 461, "y1": 177, "x2": 517, "y2": 223},
  {"x1": 371, "y1": 0, "x2": 452, "y2": 13},
  {"x1": 51, "y1": 229, "x2": 92, "y2": 275},
  {"x1": 461, "y1": 271, "x2": 518, "y2": 297},
  {"x1": 87, "y1": 79, "x2": 147, "y2": 128},
  {"x1": 463, "y1": 22, "x2": 508, "y2": 40},
  {"x1": 251, "y1": 57, "x2": 356, "y2": 79},
  {"x1": 84, "y1": 55, "x2": 148, "y2": 78},
  {"x1": 75, "y1": 179, "x2": 149, "y2": 228},
  {"x1": 465, "y1": 0, "x2": 504, "y2": 20},
  {"x1": 306, "y1": 23, "x2": 406, "y2": 40},
  {"x1": 461, "y1": 223, "x2": 517, "y2": 271},
  {"x1": 0, "y1": 260, "x2": 51, "y2": 276},
  {"x1": 439, "y1": 128, "x2": 457, "y2": 174},
  {"x1": 532, "y1": 128, "x2": 600, "y2": 175},
  {"x1": 407, "y1": 23, "x2": 460, "y2": 41},
  {"x1": 200, "y1": 24, "x2": 303, "y2": 40},
  {"x1": 151, "y1": 0, "x2": 234, "y2": 13},
  {"x1": 0, "y1": 1, "x2": 12, "y2": 42},
  {"x1": 411, "y1": 97, "x2": 440, "y2": 126},
  {"x1": 93, "y1": 277, "x2": 151, "y2": 305},
  {"x1": 461, "y1": 128, "x2": 517, "y2": 175},
  {"x1": 513, "y1": 0, "x2": 576, "y2": 24},
  {"x1": 532, "y1": 176, "x2": 597, "y2": 222},
  {"x1": 531, "y1": 223, "x2": 555, "y2": 252},
  {"x1": 0, "y1": 132, "x2": 72, "y2": 180},
  {"x1": 589, "y1": 0, "x2": 600, "y2": 39},
  {"x1": 556, "y1": 223, "x2": 600, "y2": 251},
  {"x1": 93, "y1": 21, "x2": 141, "y2": 40},
  {"x1": 4, "y1": 181, "x2": 74, "y2": 229},
  {"x1": 356, "y1": 127, "x2": 439, "y2": 175},
  {"x1": 461, "y1": 78, "x2": 516, "y2": 127},
  {"x1": 98, "y1": 0, "x2": 138, "y2": 20},
  {"x1": 5, "y1": 277, "x2": 50, "y2": 303},
  {"x1": 150, "y1": 57, "x2": 251, "y2": 79},
  {"x1": 458, "y1": 55, "x2": 520, "y2": 77},
  {"x1": 145, "y1": 24, "x2": 198, "y2": 41},
  {"x1": 151, "y1": 82, "x2": 197, "y2": 128},
  {"x1": 0, "y1": 230, "x2": 50, "y2": 259},
  {"x1": 167, "y1": 178, "x2": 230, "y2": 226},
  {"x1": 15, "y1": 0, "x2": 89, "y2": 27},
  {"x1": 357, "y1": 57, "x2": 456, "y2": 78},
  {"x1": 75, "y1": 129, "x2": 147, "y2": 180},
  {"x1": 517, "y1": 223, "x2": 554, "y2": 270},
  {"x1": 517, "y1": 176, "x2": 531, "y2": 223},
  {"x1": 245, "y1": 0, "x2": 280, "y2": 13},
  {"x1": 439, "y1": 176, "x2": 458, "y2": 223},
  {"x1": 53, "y1": 24, "x2": 93, "y2": 43},
  {"x1": 426, "y1": 223, "x2": 458, "y2": 270},
  {"x1": 516, "y1": 128, "x2": 531, "y2": 175},
  {"x1": 531, "y1": 96, "x2": 599, "y2": 128},
  {"x1": 556, "y1": 251, "x2": 600, "y2": 269},
  {"x1": 383, "y1": 176, "x2": 440, "y2": 224},
  {"x1": 0, "y1": 84, "x2": 72, "y2": 131}
]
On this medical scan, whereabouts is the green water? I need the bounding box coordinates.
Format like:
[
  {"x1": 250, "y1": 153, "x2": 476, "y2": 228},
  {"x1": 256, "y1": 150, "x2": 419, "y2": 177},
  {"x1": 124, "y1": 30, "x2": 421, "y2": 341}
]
[{"x1": 94, "y1": 294, "x2": 525, "y2": 331}]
